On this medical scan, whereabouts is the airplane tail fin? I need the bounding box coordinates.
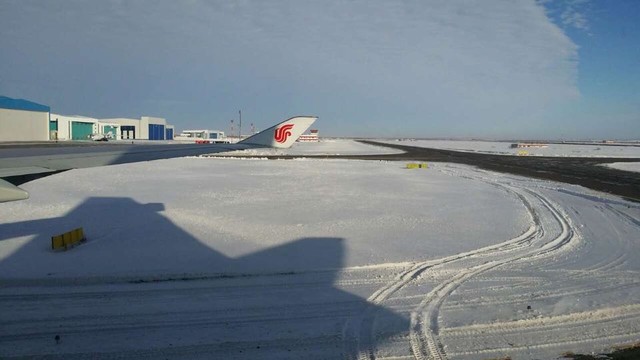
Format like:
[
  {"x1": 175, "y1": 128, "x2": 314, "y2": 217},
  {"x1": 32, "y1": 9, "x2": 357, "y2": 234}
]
[{"x1": 239, "y1": 116, "x2": 318, "y2": 149}]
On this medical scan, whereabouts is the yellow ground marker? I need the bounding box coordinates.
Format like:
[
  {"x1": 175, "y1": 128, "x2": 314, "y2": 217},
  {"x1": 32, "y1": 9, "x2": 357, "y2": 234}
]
[{"x1": 406, "y1": 163, "x2": 428, "y2": 169}]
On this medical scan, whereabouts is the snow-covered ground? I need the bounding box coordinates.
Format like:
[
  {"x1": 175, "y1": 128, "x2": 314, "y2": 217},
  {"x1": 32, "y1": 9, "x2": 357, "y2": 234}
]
[
  {"x1": 1, "y1": 153, "x2": 639, "y2": 359},
  {"x1": 213, "y1": 138, "x2": 404, "y2": 156},
  {"x1": 0, "y1": 159, "x2": 525, "y2": 279},
  {"x1": 605, "y1": 162, "x2": 640, "y2": 173},
  {"x1": 384, "y1": 139, "x2": 640, "y2": 158}
]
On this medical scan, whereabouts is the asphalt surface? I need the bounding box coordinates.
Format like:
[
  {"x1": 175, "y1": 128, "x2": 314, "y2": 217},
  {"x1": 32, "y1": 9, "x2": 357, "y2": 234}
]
[{"x1": 369, "y1": 140, "x2": 640, "y2": 201}]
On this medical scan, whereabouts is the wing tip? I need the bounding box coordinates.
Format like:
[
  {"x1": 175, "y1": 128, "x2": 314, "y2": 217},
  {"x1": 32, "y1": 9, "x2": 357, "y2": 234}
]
[{"x1": 0, "y1": 179, "x2": 30, "y2": 203}]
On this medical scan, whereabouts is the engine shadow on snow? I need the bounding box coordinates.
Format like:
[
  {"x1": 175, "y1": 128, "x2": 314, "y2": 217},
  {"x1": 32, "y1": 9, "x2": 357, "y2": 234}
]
[{"x1": 0, "y1": 196, "x2": 410, "y2": 357}]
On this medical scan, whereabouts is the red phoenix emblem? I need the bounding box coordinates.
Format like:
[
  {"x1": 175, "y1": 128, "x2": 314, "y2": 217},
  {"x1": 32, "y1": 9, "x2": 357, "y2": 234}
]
[{"x1": 274, "y1": 124, "x2": 294, "y2": 143}]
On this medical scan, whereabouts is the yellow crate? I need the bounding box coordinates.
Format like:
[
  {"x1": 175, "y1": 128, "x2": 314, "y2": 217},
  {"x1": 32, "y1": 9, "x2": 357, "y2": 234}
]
[
  {"x1": 73, "y1": 228, "x2": 85, "y2": 243},
  {"x1": 51, "y1": 235, "x2": 64, "y2": 250},
  {"x1": 62, "y1": 232, "x2": 73, "y2": 247},
  {"x1": 52, "y1": 227, "x2": 85, "y2": 251}
]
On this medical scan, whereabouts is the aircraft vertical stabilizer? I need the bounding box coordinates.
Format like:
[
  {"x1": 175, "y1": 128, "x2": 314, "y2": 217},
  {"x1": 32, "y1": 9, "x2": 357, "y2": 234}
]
[{"x1": 239, "y1": 116, "x2": 317, "y2": 149}]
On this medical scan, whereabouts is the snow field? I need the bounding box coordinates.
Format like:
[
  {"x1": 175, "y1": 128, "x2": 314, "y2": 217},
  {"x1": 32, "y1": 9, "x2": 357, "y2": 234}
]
[
  {"x1": 0, "y1": 159, "x2": 526, "y2": 278},
  {"x1": 1, "y1": 149, "x2": 639, "y2": 359},
  {"x1": 387, "y1": 139, "x2": 640, "y2": 158},
  {"x1": 213, "y1": 138, "x2": 405, "y2": 156},
  {"x1": 605, "y1": 162, "x2": 640, "y2": 173}
]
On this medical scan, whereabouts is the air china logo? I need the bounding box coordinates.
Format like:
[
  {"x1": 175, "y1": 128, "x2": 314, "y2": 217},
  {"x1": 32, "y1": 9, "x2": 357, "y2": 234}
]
[{"x1": 274, "y1": 124, "x2": 294, "y2": 143}]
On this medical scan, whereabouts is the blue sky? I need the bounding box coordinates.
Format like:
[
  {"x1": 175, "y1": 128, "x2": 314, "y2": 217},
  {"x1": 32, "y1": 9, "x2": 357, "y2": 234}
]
[{"x1": 0, "y1": 0, "x2": 638, "y2": 139}]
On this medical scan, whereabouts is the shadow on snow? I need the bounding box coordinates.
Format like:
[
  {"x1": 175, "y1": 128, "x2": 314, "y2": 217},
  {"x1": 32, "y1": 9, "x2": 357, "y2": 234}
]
[{"x1": 0, "y1": 196, "x2": 409, "y2": 358}]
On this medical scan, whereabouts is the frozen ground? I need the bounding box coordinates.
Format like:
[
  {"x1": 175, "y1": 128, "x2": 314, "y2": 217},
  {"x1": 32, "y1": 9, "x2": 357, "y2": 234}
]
[
  {"x1": 605, "y1": 162, "x2": 640, "y2": 173},
  {"x1": 1, "y1": 153, "x2": 639, "y2": 359},
  {"x1": 384, "y1": 139, "x2": 640, "y2": 158}
]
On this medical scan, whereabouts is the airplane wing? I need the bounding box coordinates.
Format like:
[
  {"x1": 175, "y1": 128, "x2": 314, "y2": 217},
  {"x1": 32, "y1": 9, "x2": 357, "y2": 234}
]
[{"x1": 0, "y1": 116, "x2": 317, "y2": 202}]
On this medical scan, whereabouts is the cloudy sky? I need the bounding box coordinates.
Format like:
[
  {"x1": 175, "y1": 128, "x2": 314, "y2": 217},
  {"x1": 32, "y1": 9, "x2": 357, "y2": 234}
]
[{"x1": 0, "y1": 0, "x2": 638, "y2": 139}]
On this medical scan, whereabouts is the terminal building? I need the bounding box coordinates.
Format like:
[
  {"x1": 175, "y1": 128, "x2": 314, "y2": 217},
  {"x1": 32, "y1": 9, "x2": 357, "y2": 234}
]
[{"x1": 1, "y1": 95, "x2": 175, "y2": 141}]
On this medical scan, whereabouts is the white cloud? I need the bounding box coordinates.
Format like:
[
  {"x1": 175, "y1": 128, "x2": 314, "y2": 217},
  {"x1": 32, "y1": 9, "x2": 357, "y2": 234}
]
[
  {"x1": 560, "y1": 0, "x2": 590, "y2": 31},
  {"x1": 0, "y1": 0, "x2": 581, "y2": 137}
]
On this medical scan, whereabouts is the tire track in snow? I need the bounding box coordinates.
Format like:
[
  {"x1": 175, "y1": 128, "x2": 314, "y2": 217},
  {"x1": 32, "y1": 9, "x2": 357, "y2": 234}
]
[
  {"x1": 342, "y1": 169, "x2": 545, "y2": 360},
  {"x1": 441, "y1": 278, "x2": 640, "y2": 310},
  {"x1": 0, "y1": 274, "x2": 367, "y2": 359},
  {"x1": 606, "y1": 205, "x2": 640, "y2": 228},
  {"x1": 443, "y1": 304, "x2": 640, "y2": 360},
  {"x1": 406, "y1": 168, "x2": 579, "y2": 360},
  {"x1": 376, "y1": 167, "x2": 575, "y2": 359},
  {"x1": 343, "y1": 227, "x2": 539, "y2": 360},
  {"x1": 360, "y1": 226, "x2": 538, "y2": 360},
  {"x1": 442, "y1": 303, "x2": 640, "y2": 339},
  {"x1": 448, "y1": 332, "x2": 640, "y2": 359}
]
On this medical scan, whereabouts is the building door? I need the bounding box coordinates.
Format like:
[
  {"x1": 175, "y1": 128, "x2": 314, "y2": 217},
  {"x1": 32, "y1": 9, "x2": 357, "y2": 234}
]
[
  {"x1": 103, "y1": 125, "x2": 117, "y2": 139},
  {"x1": 49, "y1": 121, "x2": 58, "y2": 140},
  {"x1": 71, "y1": 122, "x2": 94, "y2": 140},
  {"x1": 121, "y1": 126, "x2": 135, "y2": 139},
  {"x1": 148, "y1": 124, "x2": 165, "y2": 140}
]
